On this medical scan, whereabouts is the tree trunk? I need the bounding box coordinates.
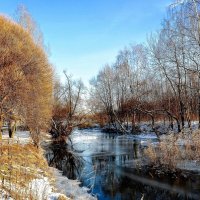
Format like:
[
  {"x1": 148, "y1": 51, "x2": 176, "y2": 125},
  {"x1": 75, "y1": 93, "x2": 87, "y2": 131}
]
[
  {"x1": 11, "y1": 123, "x2": 16, "y2": 138},
  {"x1": 179, "y1": 100, "x2": 185, "y2": 129},
  {"x1": 0, "y1": 120, "x2": 2, "y2": 140},
  {"x1": 8, "y1": 121, "x2": 16, "y2": 138},
  {"x1": 168, "y1": 116, "x2": 173, "y2": 130},
  {"x1": 165, "y1": 110, "x2": 181, "y2": 132},
  {"x1": 176, "y1": 119, "x2": 181, "y2": 133},
  {"x1": 198, "y1": 92, "x2": 200, "y2": 129},
  {"x1": 131, "y1": 112, "x2": 136, "y2": 133}
]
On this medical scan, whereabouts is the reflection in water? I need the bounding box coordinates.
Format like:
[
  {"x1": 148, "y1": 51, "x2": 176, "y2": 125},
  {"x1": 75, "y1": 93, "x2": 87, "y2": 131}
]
[
  {"x1": 81, "y1": 154, "x2": 200, "y2": 200},
  {"x1": 45, "y1": 143, "x2": 83, "y2": 179},
  {"x1": 45, "y1": 129, "x2": 200, "y2": 200}
]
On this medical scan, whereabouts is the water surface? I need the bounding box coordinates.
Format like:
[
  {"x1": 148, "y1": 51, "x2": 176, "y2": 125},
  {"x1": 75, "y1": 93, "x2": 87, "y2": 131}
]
[{"x1": 45, "y1": 128, "x2": 200, "y2": 200}]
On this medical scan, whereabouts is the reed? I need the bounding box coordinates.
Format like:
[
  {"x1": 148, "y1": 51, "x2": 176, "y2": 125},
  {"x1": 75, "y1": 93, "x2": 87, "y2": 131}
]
[{"x1": 145, "y1": 130, "x2": 200, "y2": 171}]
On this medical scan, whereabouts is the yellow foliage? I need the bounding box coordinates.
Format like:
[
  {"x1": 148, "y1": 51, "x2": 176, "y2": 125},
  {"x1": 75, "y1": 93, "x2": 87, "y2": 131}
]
[{"x1": 0, "y1": 15, "x2": 53, "y2": 144}]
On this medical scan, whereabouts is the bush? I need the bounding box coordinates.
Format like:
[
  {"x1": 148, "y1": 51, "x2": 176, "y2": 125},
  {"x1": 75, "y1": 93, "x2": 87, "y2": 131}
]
[{"x1": 145, "y1": 130, "x2": 200, "y2": 171}]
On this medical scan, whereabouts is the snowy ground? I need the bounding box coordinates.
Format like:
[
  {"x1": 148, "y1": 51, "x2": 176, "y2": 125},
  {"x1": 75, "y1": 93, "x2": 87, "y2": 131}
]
[
  {"x1": 177, "y1": 160, "x2": 200, "y2": 172},
  {"x1": 29, "y1": 176, "x2": 71, "y2": 200},
  {"x1": 1, "y1": 131, "x2": 68, "y2": 200},
  {"x1": 2, "y1": 130, "x2": 31, "y2": 144},
  {"x1": 1, "y1": 130, "x2": 96, "y2": 200},
  {"x1": 52, "y1": 168, "x2": 97, "y2": 200},
  {"x1": 140, "y1": 121, "x2": 200, "y2": 134}
]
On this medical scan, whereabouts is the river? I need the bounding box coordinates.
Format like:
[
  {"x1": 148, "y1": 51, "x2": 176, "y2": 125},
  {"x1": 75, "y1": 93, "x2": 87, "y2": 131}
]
[{"x1": 45, "y1": 128, "x2": 200, "y2": 200}]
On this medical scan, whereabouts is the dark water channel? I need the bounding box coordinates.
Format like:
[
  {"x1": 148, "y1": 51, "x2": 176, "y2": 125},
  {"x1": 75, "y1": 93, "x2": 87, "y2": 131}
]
[{"x1": 45, "y1": 129, "x2": 200, "y2": 200}]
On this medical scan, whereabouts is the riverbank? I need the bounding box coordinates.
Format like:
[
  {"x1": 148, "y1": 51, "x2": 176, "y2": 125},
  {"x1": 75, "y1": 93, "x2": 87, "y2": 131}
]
[
  {"x1": 23, "y1": 125, "x2": 200, "y2": 200},
  {"x1": 61, "y1": 128, "x2": 200, "y2": 199},
  {"x1": 100, "y1": 124, "x2": 200, "y2": 174},
  {"x1": 0, "y1": 131, "x2": 70, "y2": 200},
  {"x1": 42, "y1": 139, "x2": 97, "y2": 200},
  {"x1": 99, "y1": 121, "x2": 200, "y2": 136}
]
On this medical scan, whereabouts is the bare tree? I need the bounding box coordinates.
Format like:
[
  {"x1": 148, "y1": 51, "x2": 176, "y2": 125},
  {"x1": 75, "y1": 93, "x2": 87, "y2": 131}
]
[{"x1": 50, "y1": 71, "x2": 85, "y2": 142}]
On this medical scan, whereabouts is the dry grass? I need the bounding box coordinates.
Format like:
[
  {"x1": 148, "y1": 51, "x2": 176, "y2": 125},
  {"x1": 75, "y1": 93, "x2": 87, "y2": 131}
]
[
  {"x1": 0, "y1": 140, "x2": 52, "y2": 200},
  {"x1": 78, "y1": 121, "x2": 93, "y2": 129},
  {"x1": 57, "y1": 194, "x2": 71, "y2": 200},
  {"x1": 145, "y1": 130, "x2": 200, "y2": 170}
]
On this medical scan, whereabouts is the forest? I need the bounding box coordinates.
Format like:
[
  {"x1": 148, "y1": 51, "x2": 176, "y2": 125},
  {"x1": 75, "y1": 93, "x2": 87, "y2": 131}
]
[{"x1": 90, "y1": 1, "x2": 200, "y2": 135}]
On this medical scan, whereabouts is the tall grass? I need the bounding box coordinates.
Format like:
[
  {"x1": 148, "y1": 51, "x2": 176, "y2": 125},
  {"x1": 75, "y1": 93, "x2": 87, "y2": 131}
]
[
  {"x1": 145, "y1": 130, "x2": 200, "y2": 171},
  {"x1": 0, "y1": 139, "x2": 52, "y2": 200}
]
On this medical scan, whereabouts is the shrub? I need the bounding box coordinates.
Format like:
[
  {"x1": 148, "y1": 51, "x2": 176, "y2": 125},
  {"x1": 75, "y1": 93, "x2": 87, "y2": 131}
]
[{"x1": 145, "y1": 130, "x2": 200, "y2": 171}]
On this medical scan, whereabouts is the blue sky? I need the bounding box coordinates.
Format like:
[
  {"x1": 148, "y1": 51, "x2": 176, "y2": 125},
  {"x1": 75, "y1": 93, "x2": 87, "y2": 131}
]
[{"x1": 1, "y1": 0, "x2": 172, "y2": 84}]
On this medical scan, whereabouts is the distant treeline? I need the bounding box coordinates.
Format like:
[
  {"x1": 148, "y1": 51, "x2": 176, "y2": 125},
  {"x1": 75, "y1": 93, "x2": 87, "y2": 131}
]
[{"x1": 90, "y1": 1, "x2": 200, "y2": 133}]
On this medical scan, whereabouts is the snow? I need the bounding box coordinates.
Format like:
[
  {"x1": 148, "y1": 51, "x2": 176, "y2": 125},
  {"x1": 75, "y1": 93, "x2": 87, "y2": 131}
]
[
  {"x1": 177, "y1": 160, "x2": 200, "y2": 172},
  {"x1": 0, "y1": 189, "x2": 14, "y2": 200},
  {"x1": 175, "y1": 137, "x2": 193, "y2": 146},
  {"x1": 29, "y1": 177, "x2": 71, "y2": 200},
  {"x1": 48, "y1": 193, "x2": 70, "y2": 200},
  {"x1": 139, "y1": 123, "x2": 153, "y2": 132},
  {"x1": 29, "y1": 177, "x2": 53, "y2": 200},
  {"x1": 1, "y1": 130, "x2": 97, "y2": 200},
  {"x1": 136, "y1": 133, "x2": 158, "y2": 139},
  {"x1": 52, "y1": 168, "x2": 97, "y2": 200},
  {"x1": 0, "y1": 173, "x2": 67, "y2": 200},
  {"x1": 2, "y1": 122, "x2": 200, "y2": 199},
  {"x1": 2, "y1": 130, "x2": 31, "y2": 144},
  {"x1": 1, "y1": 131, "x2": 70, "y2": 200},
  {"x1": 72, "y1": 134, "x2": 98, "y2": 143},
  {"x1": 0, "y1": 175, "x2": 69, "y2": 200}
]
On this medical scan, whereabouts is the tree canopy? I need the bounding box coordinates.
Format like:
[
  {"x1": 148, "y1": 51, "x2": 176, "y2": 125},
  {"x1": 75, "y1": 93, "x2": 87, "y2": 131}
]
[{"x1": 0, "y1": 15, "x2": 53, "y2": 143}]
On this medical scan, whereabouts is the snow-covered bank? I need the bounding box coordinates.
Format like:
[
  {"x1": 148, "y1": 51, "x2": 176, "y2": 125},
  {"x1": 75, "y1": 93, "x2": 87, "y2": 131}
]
[
  {"x1": 2, "y1": 130, "x2": 31, "y2": 144},
  {"x1": 51, "y1": 168, "x2": 97, "y2": 200},
  {"x1": 0, "y1": 130, "x2": 70, "y2": 200},
  {"x1": 177, "y1": 160, "x2": 200, "y2": 172},
  {"x1": 102, "y1": 121, "x2": 200, "y2": 136},
  {"x1": 29, "y1": 177, "x2": 71, "y2": 200}
]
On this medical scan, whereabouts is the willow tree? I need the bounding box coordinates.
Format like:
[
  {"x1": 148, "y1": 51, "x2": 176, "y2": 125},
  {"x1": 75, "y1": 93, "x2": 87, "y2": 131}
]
[{"x1": 0, "y1": 16, "x2": 53, "y2": 145}]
